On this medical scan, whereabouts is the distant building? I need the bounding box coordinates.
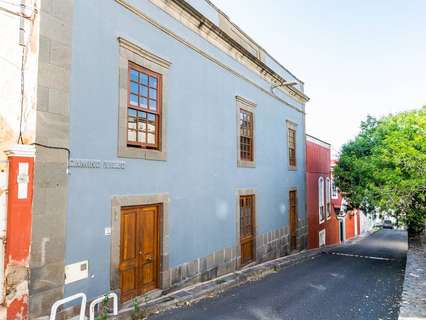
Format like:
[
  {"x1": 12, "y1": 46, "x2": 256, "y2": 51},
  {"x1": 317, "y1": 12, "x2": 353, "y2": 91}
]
[
  {"x1": 306, "y1": 136, "x2": 368, "y2": 250},
  {"x1": 330, "y1": 160, "x2": 362, "y2": 242},
  {"x1": 305, "y1": 135, "x2": 338, "y2": 248}
]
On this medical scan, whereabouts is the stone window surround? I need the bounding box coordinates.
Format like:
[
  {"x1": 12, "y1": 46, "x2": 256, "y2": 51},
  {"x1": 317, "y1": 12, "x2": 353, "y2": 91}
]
[
  {"x1": 110, "y1": 192, "x2": 170, "y2": 294},
  {"x1": 235, "y1": 188, "x2": 257, "y2": 268},
  {"x1": 286, "y1": 120, "x2": 297, "y2": 171},
  {"x1": 118, "y1": 37, "x2": 171, "y2": 161},
  {"x1": 236, "y1": 96, "x2": 256, "y2": 168}
]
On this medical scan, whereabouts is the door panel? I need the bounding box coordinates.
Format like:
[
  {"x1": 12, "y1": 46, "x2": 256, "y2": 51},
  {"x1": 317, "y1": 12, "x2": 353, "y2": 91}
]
[
  {"x1": 141, "y1": 206, "x2": 158, "y2": 291},
  {"x1": 120, "y1": 208, "x2": 139, "y2": 302},
  {"x1": 289, "y1": 191, "x2": 297, "y2": 251},
  {"x1": 120, "y1": 205, "x2": 160, "y2": 302},
  {"x1": 240, "y1": 195, "x2": 255, "y2": 265}
]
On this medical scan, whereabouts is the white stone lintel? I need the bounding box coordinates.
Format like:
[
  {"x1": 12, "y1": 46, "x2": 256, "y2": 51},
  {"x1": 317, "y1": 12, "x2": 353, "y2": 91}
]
[{"x1": 4, "y1": 144, "x2": 36, "y2": 158}]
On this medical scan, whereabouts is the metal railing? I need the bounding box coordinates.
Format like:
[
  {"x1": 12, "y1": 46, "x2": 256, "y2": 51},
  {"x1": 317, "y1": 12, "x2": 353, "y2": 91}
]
[{"x1": 49, "y1": 293, "x2": 87, "y2": 320}]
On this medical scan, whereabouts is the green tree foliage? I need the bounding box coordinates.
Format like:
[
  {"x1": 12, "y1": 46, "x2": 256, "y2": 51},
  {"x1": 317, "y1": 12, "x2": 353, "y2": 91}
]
[{"x1": 333, "y1": 106, "x2": 426, "y2": 234}]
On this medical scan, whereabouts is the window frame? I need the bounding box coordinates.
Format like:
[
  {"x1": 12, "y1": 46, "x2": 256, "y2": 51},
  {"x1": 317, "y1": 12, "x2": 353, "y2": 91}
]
[
  {"x1": 239, "y1": 108, "x2": 254, "y2": 162},
  {"x1": 236, "y1": 96, "x2": 256, "y2": 167},
  {"x1": 127, "y1": 62, "x2": 162, "y2": 150},
  {"x1": 326, "y1": 177, "x2": 331, "y2": 219},
  {"x1": 318, "y1": 176, "x2": 325, "y2": 223},
  {"x1": 331, "y1": 178, "x2": 338, "y2": 199},
  {"x1": 118, "y1": 37, "x2": 170, "y2": 161},
  {"x1": 286, "y1": 121, "x2": 297, "y2": 170}
]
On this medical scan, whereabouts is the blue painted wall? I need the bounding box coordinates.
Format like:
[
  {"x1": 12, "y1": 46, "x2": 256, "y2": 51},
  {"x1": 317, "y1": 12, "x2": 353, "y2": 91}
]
[{"x1": 65, "y1": 0, "x2": 306, "y2": 299}]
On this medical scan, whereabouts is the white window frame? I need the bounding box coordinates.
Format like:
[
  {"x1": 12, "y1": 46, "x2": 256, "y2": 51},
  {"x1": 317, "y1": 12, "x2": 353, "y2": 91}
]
[
  {"x1": 326, "y1": 177, "x2": 331, "y2": 219},
  {"x1": 331, "y1": 178, "x2": 338, "y2": 199},
  {"x1": 319, "y1": 177, "x2": 325, "y2": 223}
]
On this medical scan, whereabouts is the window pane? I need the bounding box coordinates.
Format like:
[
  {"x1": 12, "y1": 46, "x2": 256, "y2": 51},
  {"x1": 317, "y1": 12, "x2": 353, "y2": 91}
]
[
  {"x1": 141, "y1": 73, "x2": 148, "y2": 85},
  {"x1": 149, "y1": 76, "x2": 157, "y2": 88},
  {"x1": 130, "y1": 69, "x2": 138, "y2": 82},
  {"x1": 130, "y1": 82, "x2": 138, "y2": 94},
  {"x1": 140, "y1": 97, "x2": 148, "y2": 108},
  {"x1": 147, "y1": 133, "x2": 155, "y2": 144},
  {"x1": 138, "y1": 132, "x2": 146, "y2": 143},
  {"x1": 128, "y1": 130, "x2": 136, "y2": 142},
  {"x1": 128, "y1": 109, "x2": 137, "y2": 142},
  {"x1": 149, "y1": 99, "x2": 157, "y2": 111},
  {"x1": 128, "y1": 115, "x2": 136, "y2": 130},
  {"x1": 130, "y1": 94, "x2": 138, "y2": 106},
  {"x1": 147, "y1": 114, "x2": 156, "y2": 133},
  {"x1": 149, "y1": 88, "x2": 157, "y2": 99},
  {"x1": 147, "y1": 113, "x2": 156, "y2": 122},
  {"x1": 140, "y1": 85, "x2": 148, "y2": 97}
]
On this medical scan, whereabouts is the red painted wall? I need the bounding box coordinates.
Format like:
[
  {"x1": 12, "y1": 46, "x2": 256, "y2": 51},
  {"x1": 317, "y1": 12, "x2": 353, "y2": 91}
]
[
  {"x1": 345, "y1": 211, "x2": 355, "y2": 240},
  {"x1": 306, "y1": 138, "x2": 336, "y2": 249},
  {"x1": 5, "y1": 156, "x2": 34, "y2": 264},
  {"x1": 326, "y1": 215, "x2": 340, "y2": 245}
]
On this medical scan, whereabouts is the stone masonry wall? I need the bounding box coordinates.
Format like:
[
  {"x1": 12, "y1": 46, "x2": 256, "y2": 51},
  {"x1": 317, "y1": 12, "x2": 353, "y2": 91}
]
[
  {"x1": 166, "y1": 220, "x2": 307, "y2": 292},
  {"x1": 29, "y1": 0, "x2": 73, "y2": 317}
]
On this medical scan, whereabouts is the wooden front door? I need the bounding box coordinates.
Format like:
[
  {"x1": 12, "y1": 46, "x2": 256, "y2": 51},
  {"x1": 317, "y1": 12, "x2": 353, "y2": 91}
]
[
  {"x1": 119, "y1": 205, "x2": 160, "y2": 302},
  {"x1": 240, "y1": 195, "x2": 255, "y2": 265},
  {"x1": 289, "y1": 190, "x2": 298, "y2": 251}
]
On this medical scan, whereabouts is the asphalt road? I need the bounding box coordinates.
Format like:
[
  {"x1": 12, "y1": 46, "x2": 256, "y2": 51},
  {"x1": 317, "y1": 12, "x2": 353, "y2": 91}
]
[{"x1": 150, "y1": 230, "x2": 407, "y2": 320}]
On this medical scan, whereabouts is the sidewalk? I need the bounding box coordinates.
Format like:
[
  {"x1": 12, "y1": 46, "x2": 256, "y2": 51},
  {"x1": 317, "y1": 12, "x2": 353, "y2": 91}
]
[{"x1": 399, "y1": 233, "x2": 426, "y2": 320}]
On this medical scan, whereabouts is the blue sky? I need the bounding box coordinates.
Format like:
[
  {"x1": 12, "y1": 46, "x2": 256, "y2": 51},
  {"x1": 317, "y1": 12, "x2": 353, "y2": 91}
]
[{"x1": 210, "y1": 0, "x2": 426, "y2": 155}]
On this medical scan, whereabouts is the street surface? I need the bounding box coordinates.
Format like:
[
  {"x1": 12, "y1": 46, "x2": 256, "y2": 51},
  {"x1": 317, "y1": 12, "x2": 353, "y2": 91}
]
[{"x1": 150, "y1": 230, "x2": 407, "y2": 320}]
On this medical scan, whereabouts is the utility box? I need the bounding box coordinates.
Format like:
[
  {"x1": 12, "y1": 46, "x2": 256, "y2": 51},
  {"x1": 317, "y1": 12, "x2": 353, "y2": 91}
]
[{"x1": 65, "y1": 260, "x2": 89, "y2": 284}]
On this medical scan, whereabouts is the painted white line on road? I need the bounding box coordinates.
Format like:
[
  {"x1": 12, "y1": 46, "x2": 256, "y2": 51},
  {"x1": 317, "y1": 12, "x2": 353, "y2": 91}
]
[{"x1": 329, "y1": 252, "x2": 394, "y2": 261}]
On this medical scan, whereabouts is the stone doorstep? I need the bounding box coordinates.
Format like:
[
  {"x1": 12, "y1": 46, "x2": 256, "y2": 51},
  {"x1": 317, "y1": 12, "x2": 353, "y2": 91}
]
[{"x1": 116, "y1": 248, "x2": 325, "y2": 319}]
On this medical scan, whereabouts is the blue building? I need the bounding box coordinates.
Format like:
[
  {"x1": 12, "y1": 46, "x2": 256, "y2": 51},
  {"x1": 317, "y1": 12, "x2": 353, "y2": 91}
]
[{"x1": 25, "y1": 0, "x2": 309, "y2": 317}]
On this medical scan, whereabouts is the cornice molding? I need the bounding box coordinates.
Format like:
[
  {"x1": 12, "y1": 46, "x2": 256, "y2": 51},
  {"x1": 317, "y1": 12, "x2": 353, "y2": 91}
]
[
  {"x1": 115, "y1": 0, "x2": 306, "y2": 113},
  {"x1": 236, "y1": 95, "x2": 256, "y2": 109},
  {"x1": 306, "y1": 134, "x2": 331, "y2": 149},
  {"x1": 153, "y1": 0, "x2": 309, "y2": 104},
  {"x1": 118, "y1": 37, "x2": 172, "y2": 69}
]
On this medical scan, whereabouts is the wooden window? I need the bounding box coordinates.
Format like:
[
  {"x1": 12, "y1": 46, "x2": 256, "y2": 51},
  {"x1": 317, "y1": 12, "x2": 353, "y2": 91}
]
[
  {"x1": 288, "y1": 128, "x2": 297, "y2": 167},
  {"x1": 319, "y1": 177, "x2": 325, "y2": 222},
  {"x1": 326, "y1": 177, "x2": 331, "y2": 218},
  {"x1": 240, "y1": 109, "x2": 253, "y2": 161},
  {"x1": 127, "y1": 62, "x2": 162, "y2": 150}
]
